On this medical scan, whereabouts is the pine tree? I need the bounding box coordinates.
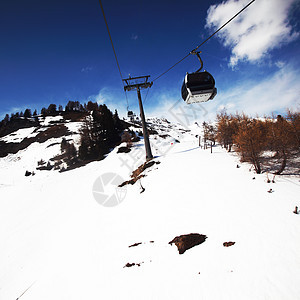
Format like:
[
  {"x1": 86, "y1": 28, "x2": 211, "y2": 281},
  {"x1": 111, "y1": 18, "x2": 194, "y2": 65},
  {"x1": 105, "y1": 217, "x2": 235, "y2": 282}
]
[
  {"x1": 41, "y1": 107, "x2": 47, "y2": 117},
  {"x1": 3, "y1": 114, "x2": 10, "y2": 125},
  {"x1": 78, "y1": 104, "x2": 122, "y2": 161},
  {"x1": 47, "y1": 104, "x2": 57, "y2": 115},
  {"x1": 24, "y1": 109, "x2": 32, "y2": 119}
]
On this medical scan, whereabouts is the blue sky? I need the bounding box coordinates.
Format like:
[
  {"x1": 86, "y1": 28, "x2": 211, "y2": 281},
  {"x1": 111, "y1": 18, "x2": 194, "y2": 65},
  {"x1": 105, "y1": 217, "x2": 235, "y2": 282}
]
[{"x1": 1, "y1": 0, "x2": 299, "y2": 122}]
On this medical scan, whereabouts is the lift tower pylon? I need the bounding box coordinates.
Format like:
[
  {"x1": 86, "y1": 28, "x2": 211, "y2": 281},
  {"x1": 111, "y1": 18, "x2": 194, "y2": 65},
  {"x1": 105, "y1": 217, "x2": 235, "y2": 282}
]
[{"x1": 123, "y1": 75, "x2": 153, "y2": 160}]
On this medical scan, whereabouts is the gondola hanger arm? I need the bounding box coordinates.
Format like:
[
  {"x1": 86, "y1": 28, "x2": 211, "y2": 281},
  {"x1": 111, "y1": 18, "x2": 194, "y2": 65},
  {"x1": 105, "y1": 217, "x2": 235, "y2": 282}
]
[{"x1": 191, "y1": 51, "x2": 203, "y2": 73}]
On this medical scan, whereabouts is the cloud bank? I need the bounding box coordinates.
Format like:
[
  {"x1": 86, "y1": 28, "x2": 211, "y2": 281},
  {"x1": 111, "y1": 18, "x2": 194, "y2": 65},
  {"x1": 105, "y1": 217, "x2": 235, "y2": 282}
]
[
  {"x1": 206, "y1": 0, "x2": 299, "y2": 66},
  {"x1": 146, "y1": 63, "x2": 300, "y2": 123}
]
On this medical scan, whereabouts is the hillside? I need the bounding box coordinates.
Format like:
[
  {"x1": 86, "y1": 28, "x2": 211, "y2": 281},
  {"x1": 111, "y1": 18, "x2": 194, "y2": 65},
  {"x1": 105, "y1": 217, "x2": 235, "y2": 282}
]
[{"x1": 0, "y1": 117, "x2": 299, "y2": 300}]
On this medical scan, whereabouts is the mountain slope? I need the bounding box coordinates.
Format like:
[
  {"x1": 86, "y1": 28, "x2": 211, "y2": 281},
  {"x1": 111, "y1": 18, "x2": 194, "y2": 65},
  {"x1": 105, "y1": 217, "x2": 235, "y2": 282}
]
[{"x1": 0, "y1": 119, "x2": 299, "y2": 300}]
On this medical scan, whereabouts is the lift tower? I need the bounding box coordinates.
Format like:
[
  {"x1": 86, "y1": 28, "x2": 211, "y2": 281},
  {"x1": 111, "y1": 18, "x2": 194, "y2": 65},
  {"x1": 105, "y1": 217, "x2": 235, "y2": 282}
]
[{"x1": 123, "y1": 75, "x2": 153, "y2": 160}]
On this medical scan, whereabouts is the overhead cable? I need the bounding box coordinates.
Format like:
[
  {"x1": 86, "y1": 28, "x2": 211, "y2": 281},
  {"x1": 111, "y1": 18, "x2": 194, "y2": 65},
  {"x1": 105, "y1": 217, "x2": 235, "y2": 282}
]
[{"x1": 152, "y1": 0, "x2": 256, "y2": 83}]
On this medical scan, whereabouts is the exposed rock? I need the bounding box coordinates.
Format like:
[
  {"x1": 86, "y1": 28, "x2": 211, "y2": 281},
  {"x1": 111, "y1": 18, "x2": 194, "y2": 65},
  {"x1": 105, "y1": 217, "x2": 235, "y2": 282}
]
[
  {"x1": 117, "y1": 146, "x2": 131, "y2": 154},
  {"x1": 123, "y1": 262, "x2": 143, "y2": 268},
  {"x1": 223, "y1": 241, "x2": 235, "y2": 247},
  {"x1": 159, "y1": 134, "x2": 170, "y2": 139},
  {"x1": 119, "y1": 160, "x2": 160, "y2": 187},
  {"x1": 128, "y1": 242, "x2": 142, "y2": 248},
  {"x1": 169, "y1": 233, "x2": 207, "y2": 254}
]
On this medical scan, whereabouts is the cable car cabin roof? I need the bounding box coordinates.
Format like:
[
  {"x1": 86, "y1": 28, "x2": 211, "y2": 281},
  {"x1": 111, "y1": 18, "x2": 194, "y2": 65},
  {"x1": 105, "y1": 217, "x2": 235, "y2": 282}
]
[
  {"x1": 186, "y1": 71, "x2": 215, "y2": 89},
  {"x1": 181, "y1": 71, "x2": 217, "y2": 104}
]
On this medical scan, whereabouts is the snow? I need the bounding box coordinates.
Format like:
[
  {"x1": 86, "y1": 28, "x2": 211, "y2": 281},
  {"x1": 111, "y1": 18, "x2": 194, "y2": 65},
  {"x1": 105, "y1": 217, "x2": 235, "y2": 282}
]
[
  {"x1": 0, "y1": 127, "x2": 37, "y2": 143},
  {"x1": 39, "y1": 115, "x2": 64, "y2": 126},
  {"x1": 0, "y1": 118, "x2": 299, "y2": 299}
]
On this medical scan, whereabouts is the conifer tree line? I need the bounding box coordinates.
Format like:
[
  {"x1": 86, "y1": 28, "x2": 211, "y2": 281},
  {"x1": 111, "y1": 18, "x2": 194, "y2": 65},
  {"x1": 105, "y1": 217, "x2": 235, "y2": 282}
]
[
  {"x1": 48, "y1": 101, "x2": 125, "y2": 167},
  {"x1": 0, "y1": 100, "x2": 96, "y2": 125},
  {"x1": 0, "y1": 100, "x2": 126, "y2": 166},
  {"x1": 203, "y1": 110, "x2": 300, "y2": 174}
]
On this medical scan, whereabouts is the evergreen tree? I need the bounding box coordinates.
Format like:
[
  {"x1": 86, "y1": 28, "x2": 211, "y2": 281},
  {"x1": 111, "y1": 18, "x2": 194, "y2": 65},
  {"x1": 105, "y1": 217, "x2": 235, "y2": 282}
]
[
  {"x1": 3, "y1": 114, "x2": 10, "y2": 125},
  {"x1": 47, "y1": 104, "x2": 57, "y2": 115},
  {"x1": 65, "y1": 101, "x2": 76, "y2": 112},
  {"x1": 24, "y1": 109, "x2": 32, "y2": 119},
  {"x1": 113, "y1": 109, "x2": 123, "y2": 131},
  {"x1": 41, "y1": 107, "x2": 47, "y2": 117},
  {"x1": 78, "y1": 104, "x2": 122, "y2": 161},
  {"x1": 86, "y1": 101, "x2": 98, "y2": 112}
]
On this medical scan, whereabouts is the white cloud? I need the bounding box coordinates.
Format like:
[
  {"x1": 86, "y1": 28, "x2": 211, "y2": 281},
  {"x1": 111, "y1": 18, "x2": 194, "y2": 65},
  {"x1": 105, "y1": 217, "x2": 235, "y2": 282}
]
[
  {"x1": 206, "y1": 0, "x2": 299, "y2": 66},
  {"x1": 88, "y1": 63, "x2": 300, "y2": 126},
  {"x1": 146, "y1": 92, "x2": 210, "y2": 125},
  {"x1": 206, "y1": 63, "x2": 300, "y2": 117},
  {"x1": 88, "y1": 88, "x2": 129, "y2": 117},
  {"x1": 146, "y1": 64, "x2": 300, "y2": 124}
]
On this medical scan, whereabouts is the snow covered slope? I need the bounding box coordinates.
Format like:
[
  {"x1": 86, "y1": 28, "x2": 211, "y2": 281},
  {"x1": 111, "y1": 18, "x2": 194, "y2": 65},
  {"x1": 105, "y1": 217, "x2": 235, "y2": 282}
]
[{"x1": 0, "y1": 118, "x2": 299, "y2": 300}]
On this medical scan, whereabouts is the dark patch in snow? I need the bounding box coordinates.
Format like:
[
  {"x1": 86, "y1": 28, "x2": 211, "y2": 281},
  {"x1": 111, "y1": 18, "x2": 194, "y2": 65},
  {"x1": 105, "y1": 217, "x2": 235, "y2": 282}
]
[
  {"x1": 128, "y1": 241, "x2": 154, "y2": 248},
  {"x1": 223, "y1": 241, "x2": 235, "y2": 247},
  {"x1": 123, "y1": 262, "x2": 143, "y2": 268},
  {"x1": 117, "y1": 146, "x2": 131, "y2": 153},
  {"x1": 47, "y1": 142, "x2": 60, "y2": 148},
  {"x1": 159, "y1": 134, "x2": 170, "y2": 139},
  {"x1": 129, "y1": 242, "x2": 142, "y2": 248},
  {"x1": 169, "y1": 233, "x2": 207, "y2": 254},
  {"x1": 119, "y1": 160, "x2": 160, "y2": 187},
  {"x1": 0, "y1": 124, "x2": 70, "y2": 158}
]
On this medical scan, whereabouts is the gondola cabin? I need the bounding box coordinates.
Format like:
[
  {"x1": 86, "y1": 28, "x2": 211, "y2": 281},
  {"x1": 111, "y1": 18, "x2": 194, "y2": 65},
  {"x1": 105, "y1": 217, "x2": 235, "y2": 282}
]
[{"x1": 181, "y1": 71, "x2": 217, "y2": 104}]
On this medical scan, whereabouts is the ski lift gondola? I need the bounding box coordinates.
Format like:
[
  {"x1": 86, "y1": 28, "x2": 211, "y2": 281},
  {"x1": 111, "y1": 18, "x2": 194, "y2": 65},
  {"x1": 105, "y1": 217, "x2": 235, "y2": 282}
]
[{"x1": 181, "y1": 52, "x2": 217, "y2": 104}]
